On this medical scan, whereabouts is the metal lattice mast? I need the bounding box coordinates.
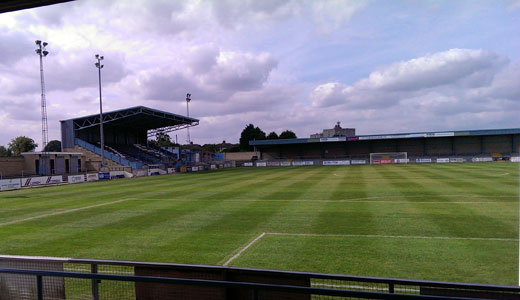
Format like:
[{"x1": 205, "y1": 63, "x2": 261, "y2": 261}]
[
  {"x1": 186, "y1": 93, "x2": 191, "y2": 144},
  {"x1": 35, "y1": 40, "x2": 49, "y2": 151}
]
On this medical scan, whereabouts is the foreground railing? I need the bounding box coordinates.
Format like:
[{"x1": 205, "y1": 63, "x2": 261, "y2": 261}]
[{"x1": 0, "y1": 256, "x2": 518, "y2": 299}]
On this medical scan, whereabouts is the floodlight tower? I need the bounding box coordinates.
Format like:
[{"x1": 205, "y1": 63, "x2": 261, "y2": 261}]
[
  {"x1": 95, "y1": 54, "x2": 105, "y2": 168},
  {"x1": 186, "y1": 93, "x2": 191, "y2": 144},
  {"x1": 35, "y1": 40, "x2": 49, "y2": 152}
]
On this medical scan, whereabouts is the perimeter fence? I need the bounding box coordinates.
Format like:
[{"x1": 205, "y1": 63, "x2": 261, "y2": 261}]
[{"x1": 0, "y1": 255, "x2": 519, "y2": 300}]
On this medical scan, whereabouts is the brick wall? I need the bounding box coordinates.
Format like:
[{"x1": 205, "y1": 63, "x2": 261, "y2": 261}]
[
  {"x1": 64, "y1": 146, "x2": 124, "y2": 171},
  {"x1": 0, "y1": 157, "x2": 26, "y2": 178}
]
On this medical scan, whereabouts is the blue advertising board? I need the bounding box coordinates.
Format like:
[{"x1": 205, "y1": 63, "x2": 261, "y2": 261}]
[{"x1": 98, "y1": 172, "x2": 110, "y2": 180}]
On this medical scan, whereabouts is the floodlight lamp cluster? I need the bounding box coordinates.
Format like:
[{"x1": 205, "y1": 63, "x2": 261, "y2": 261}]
[
  {"x1": 35, "y1": 40, "x2": 49, "y2": 56},
  {"x1": 95, "y1": 54, "x2": 104, "y2": 69},
  {"x1": 186, "y1": 93, "x2": 191, "y2": 103}
]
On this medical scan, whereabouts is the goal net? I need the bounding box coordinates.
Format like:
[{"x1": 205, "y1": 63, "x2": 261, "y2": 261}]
[{"x1": 370, "y1": 152, "x2": 408, "y2": 164}]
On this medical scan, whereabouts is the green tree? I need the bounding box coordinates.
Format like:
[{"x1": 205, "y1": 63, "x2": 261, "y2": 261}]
[
  {"x1": 266, "y1": 131, "x2": 278, "y2": 139},
  {"x1": 0, "y1": 146, "x2": 11, "y2": 157},
  {"x1": 202, "y1": 144, "x2": 219, "y2": 153},
  {"x1": 223, "y1": 145, "x2": 241, "y2": 152},
  {"x1": 239, "y1": 124, "x2": 266, "y2": 151},
  {"x1": 8, "y1": 136, "x2": 37, "y2": 156},
  {"x1": 279, "y1": 130, "x2": 297, "y2": 139},
  {"x1": 43, "y1": 140, "x2": 61, "y2": 152},
  {"x1": 154, "y1": 131, "x2": 175, "y2": 147}
]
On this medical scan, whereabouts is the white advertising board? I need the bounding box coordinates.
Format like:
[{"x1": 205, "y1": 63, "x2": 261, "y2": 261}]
[
  {"x1": 394, "y1": 159, "x2": 409, "y2": 164},
  {"x1": 68, "y1": 175, "x2": 85, "y2": 183},
  {"x1": 167, "y1": 168, "x2": 175, "y2": 174},
  {"x1": 49, "y1": 176, "x2": 63, "y2": 184},
  {"x1": 511, "y1": 157, "x2": 520, "y2": 162},
  {"x1": 359, "y1": 131, "x2": 455, "y2": 140},
  {"x1": 256, "y1": 162, "x2": 267, "y2": 167},
  {"x1": 293, "y1": 161, "x2": 314, "y2": 166},
  {"x1": 267, "y1": 161, "x2": 280, "y2": 166},
  {"x1": 450, "y1": 158, "x2": 465, "y2": 163},
  {"x1": 320, "y1": 137, "x2": 346, "y2": 142},
  {"x1": 472, "y1": 157, "x2": 493, "y2": 162},
  {"x1": 22, "y1": 176, "x2": 46, "y2": 186},
  {"x1": 22, "y1": 176, "x2": 62, "y2": 186},
  {"x1": 244, "y1": 162, "x2": 253, "y2": 167},
  {"x1": 280, "y1": 162, "x2": 291, "y2": 167},
  {"x1": 192, "y1": 166, "x2": 199, "y2": 172},
  {"x1": 323, "y1": 160, "x2": 350, "y2": 166},
  {"x1": 211, "y1": 164, "x2": 217, "y2": 169},
  {"x1": 86, "y1": 173, "x2": 99, "y2": 181},
  {"x1": 415, "y1": 158, "x2": 432, "y2": 163},
  {"x1": 147, "y1": 168, "x2": 161, "y2": 176},
  {"x1": 0, "y1": 179, "x2": 22, "y2": 191},
  {"x1": 351, "y1": 160, "x2": 367, "y2": 165},
  {"x1": 436, "y1": 158, "x2": 450, "y2": 163}
]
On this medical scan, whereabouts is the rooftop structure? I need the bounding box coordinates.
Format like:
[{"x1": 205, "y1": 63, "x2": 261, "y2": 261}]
[{"x1": 310, "y1": 122, "x2": 355, "y2": 138}]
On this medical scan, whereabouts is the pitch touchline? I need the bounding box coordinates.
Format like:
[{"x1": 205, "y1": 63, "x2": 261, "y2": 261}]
[
  {"x1": 0, "y1": 199, "x2": 132, "y2": 226},
  {"x1": 222, "y1": 231, "x2": 517, "y2": 266}
]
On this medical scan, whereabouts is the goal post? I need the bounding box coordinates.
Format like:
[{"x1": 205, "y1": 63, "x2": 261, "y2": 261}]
[{"x1": 370, "y1": 152, "x2": 408, "y2": 164}]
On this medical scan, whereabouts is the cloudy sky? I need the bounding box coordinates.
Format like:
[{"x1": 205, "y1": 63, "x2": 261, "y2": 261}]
[{"x1": 0, "y1": 0, "x2": 519, "y2": 148}]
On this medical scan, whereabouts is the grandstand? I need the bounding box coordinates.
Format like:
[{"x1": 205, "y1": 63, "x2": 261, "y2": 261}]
[
  {"x1": 60, "y1": 106, "x2": 199, "y2": 171},
  {"x1": 250, "y1": 128, "x2": 520, "y2": 161}
]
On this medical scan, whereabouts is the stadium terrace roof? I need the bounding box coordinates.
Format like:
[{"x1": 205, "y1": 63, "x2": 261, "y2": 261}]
[
  {"x1": 0, "y1": 0, "x2": 74, "y2": 13},
  {"x1": 61, "y1": 106, "x2": 199, "y2": 137},
  {"x1": 250, "y1": 128, "x2": 520, "y2": 146}
]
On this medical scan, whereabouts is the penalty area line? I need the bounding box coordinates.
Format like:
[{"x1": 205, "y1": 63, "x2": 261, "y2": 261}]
[
  {"x1": 220, "y1": 231, "x2": 518, "y2": 267},
  {"x1": 0, "y1": 198, "x2": 132, "y2": 227},
  {"x1": 222, "y1": 232, "x2": 266, "y2": 266},
  {"x1": 267, "y1": 232, "x2": 518, "y2": 242}
]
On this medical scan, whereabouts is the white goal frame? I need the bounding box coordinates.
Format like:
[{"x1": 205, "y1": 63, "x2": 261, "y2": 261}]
[{"x1": 369, "y1": 152, "x2": 408, "y2": 165}]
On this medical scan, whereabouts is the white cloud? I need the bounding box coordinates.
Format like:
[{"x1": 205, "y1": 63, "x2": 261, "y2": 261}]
[
  {"x1": 311, "y1": 49, "x2": 513, "y2": 109},
  {"x1": 307, "y1": 49, "x2": 519, "y2": 136}
]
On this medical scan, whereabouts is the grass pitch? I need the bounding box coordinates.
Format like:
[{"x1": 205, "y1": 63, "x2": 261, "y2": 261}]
[{"x1": 0, "y1": 163, "x2": 518, "y2": 285}]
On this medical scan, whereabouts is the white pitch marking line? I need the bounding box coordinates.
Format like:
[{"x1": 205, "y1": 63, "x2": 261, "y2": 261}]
[
  {"x1": 221, "y1": 231, "x2": 518, "y2": 267},
  {"x1": 223, "y1": 232, "x2": 266, "y2": 266},
  {"x1": 0, "y1": 198, "x2": 132, "y2": 226},
  {"x1": 488, "y1": 172, "x2": 510, "y2": 177},
  {"x1": 267, "y1": 232, "x2": 518, "y2": 242},
  {"x1": 131, "y1": 199, "x2": 512, "y2": 204},
  {"x1": 134, "y1": 194, "x2": 516, "y2": 203}
]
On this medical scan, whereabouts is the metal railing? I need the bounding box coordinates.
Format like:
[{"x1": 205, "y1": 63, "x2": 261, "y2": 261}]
[
  {"x1": 0, "y1": 256, "x2": 518, "y2": 300},
  {"x1": 0, "y1": 268, "x2": 509, "y2": 300},
  {"x1": 75, "y1": 138, "x2": 144, "y2": 169}
]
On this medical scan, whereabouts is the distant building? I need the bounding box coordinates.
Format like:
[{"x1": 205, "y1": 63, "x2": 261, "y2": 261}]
[{"x1": 311, "y1": 122, "x2": 355, "y2": 138}]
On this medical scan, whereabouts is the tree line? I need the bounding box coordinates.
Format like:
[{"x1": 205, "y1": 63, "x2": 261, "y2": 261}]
[
  {"x1": 239, "y1": 124, "x2": 296, "y2": 151},
  {"x1": 0, "y1": 136, "x2": 61, "y2": 157}
]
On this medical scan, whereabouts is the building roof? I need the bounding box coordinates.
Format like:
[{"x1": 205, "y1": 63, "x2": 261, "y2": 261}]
[
  {"x1": 250, "y1": 128, "x2": 520, "y2": 146},
  {"x1": 61, "y1": 106, "x2": 199, "y2": 136},
  {"x1": 0, "y1": 0, "x2": 74, "y2": 13},
  {"x1": 21, "y1": 152, "x2": 84, "y2": 155}
]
